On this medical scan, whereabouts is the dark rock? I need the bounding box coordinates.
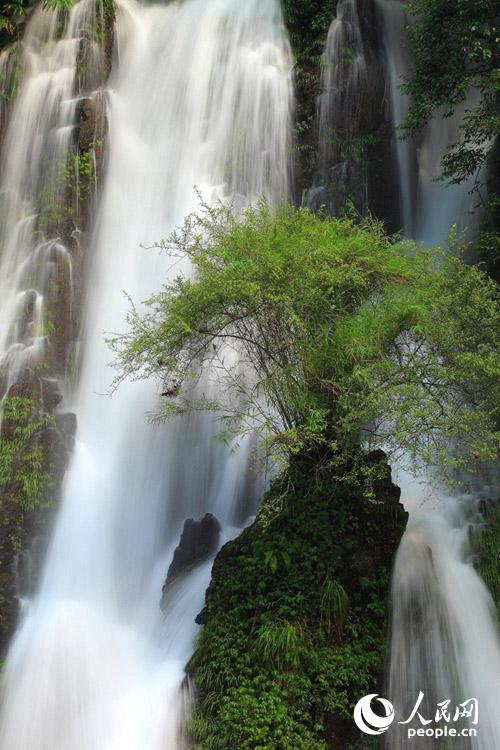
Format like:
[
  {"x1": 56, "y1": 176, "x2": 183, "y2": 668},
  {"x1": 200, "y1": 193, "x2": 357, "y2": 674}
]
[
  {"x1": 78, "y1": 97, "x2": 97, "y2": 152},
  {"x1": 471, "y1": 554, "x2": 486, "y2": 569},
  {"x1": 17, "y1": 289, "x2": 38, "y2": 342},
  {"x1": 160, "y1": 377, "x2": 181, "y2": 397},
  {"x1": 41, "y1": 378, "x2": 63, "y2": 410},
  {"x1": 161, "y1": 514, "x2": 221, "y2": 608}
]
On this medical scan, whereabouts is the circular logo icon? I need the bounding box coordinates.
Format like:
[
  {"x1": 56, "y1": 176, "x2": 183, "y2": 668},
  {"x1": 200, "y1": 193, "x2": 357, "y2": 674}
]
[{"x1": 354, "y1": 694, "x2": 395, "y2": 735}]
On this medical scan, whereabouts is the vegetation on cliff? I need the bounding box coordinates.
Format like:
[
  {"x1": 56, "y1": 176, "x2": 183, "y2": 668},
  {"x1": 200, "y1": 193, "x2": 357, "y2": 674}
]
[
  {"x1": 0, "y1": 0, "x2": 114, "y2": 46},
  {"x1": 187, "y1": 455, "x2": 407, "y2": 749},
  {"x1": 0, "y1": 396, "x2": 52, "y2": 513},
  {"x1": 280, "y1": 0, "x2": 333, "y2": 185},
  {"x1": 403, "y1": 0, "x2": 500, "y2": 279},
  {"x1": 0, "y1": 392, "x2": 53, "y2": 646}
]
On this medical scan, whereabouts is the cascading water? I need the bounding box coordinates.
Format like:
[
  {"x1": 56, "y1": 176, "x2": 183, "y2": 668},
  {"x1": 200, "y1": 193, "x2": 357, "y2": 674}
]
[
  {"x1": 0, "y1": 0, "x2": 292, "y2": 748},
  {"x1": 376, "y1": 0, "x2": 481, "y2": 246},
  {"x1": 0, "y1": 0, "x2": 104, "y2": 395},
  {"x1": 387, "y1": 480, "x2": 500, "y2": 749},
  {"x1": 1, "y1": 0, "x2": 498, "y2": 747},
  {"x1": 374, "y1": 2, "x2": 500, "y2": 747},
  {"x1": 307, "y1": 0, "x2": 372, "y2": 215}
]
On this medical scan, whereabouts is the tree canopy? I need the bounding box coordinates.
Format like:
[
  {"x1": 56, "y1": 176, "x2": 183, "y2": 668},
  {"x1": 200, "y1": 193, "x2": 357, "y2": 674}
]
[{"x1": 110, "y1": 202, "x2": 499, "y2": 487}]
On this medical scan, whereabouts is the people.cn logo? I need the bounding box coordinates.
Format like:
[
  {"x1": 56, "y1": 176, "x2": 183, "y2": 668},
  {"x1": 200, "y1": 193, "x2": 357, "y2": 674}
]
[{"x1": 353, "y1": 694, "x2": 396, "y2": 735}]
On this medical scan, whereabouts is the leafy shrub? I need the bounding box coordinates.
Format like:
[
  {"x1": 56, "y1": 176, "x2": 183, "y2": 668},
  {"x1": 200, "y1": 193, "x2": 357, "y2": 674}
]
[{"x1": 255, "y1": 621, "x2": 305, "y2": 671}]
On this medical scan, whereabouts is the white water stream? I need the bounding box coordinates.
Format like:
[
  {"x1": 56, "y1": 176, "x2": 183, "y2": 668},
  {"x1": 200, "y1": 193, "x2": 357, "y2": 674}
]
[
  {"x1": 0, "y1": 1, "x2": 292, "y2": 747},
  {"x1": 307, "y1": 0, "x2": 371, "y2": 215}
]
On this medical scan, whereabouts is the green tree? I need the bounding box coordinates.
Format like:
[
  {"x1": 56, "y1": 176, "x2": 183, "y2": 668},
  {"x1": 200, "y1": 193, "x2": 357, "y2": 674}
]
[
  {"x1": 110, "y1": 202, "x2": 499, "y2": 485},
  {"x1": 402, "y1": 0, "x2": 499, "y2": 185}
]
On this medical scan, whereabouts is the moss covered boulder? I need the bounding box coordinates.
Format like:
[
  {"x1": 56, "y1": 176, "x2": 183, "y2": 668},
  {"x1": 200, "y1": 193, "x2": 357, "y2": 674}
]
[{"x1": 187, "y1": 452, "x2": 407, "y2": 749}]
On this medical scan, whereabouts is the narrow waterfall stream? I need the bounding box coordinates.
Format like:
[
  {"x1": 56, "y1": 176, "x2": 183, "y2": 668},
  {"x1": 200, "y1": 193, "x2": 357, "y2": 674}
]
[
  {"x1": 0, "y1": 1, "x2": 292, "y2": 747},
  {"x1": 376, "y1": 0, "x2": 481, "y2": 247},
  {"x1": 375, "y1": 2, "x2": 500, "y2": 748},
  {"x1": 307, "y1": 0, "x2": 371, "y2": 215}
]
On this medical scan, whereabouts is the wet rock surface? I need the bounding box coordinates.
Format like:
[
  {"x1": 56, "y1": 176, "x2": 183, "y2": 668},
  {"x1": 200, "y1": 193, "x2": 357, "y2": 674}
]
[{"x1": 161, "y1": 513, "x2": 221, "y2": 609}]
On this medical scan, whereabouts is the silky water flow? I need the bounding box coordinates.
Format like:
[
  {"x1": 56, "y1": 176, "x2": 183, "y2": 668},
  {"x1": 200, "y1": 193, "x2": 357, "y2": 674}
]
[{"x1": 0, "y1": 1, "x2": 293, "y2": 748}]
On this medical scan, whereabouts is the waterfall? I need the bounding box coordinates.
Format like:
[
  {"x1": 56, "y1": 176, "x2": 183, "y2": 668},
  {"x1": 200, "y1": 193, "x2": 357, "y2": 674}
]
[
  {"x1": 387, "y1": 480, "x2": 500, "y2": 749},
  {"x1": 0, "y1": 0, "x2": 105, "y2": 395},
  {"x1": 0, "y1": 0, "x2": 292, "y2": 747},
  {"x1": 308, "y1": 0, "x2": 372, "y2": 215},
  {"x1": 0, "y1": 0, "x2": 498, "y2": 746},
  {"x1": 373, "y1": 2, "x2": 500, "y2": 747},
  {"x1": 376, "y1": 0, "x2": 481, "y2": 246}
]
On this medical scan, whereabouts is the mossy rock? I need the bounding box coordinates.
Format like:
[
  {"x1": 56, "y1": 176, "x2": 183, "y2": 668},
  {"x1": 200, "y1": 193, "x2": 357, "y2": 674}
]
[{"x1": 187, "y1": 452, "x2": 407, "y2": 749}]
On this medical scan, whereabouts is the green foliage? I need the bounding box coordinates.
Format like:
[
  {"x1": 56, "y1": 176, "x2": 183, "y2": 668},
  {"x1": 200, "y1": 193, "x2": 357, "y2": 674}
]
[
  {"x1": 282, "y1": 0, "x2": 333, "y2": 36},
  {"x1": 402, "y1": 0, "x2": 499, "y2": 184},
  {"x1": 111, "y1": 202, "x2": 499, "y2": 486},
  {"x1": 476, "y1": 188, "x2": 500, "y2": 281},
  {"x1": 63, "y1": 147, "x2": 99, "y2": 199},
  {"x1": 0, "y1": 43, "x2": 22, "y2": 102},
  {"x1": 98, "y1": 0, "x2": 115, "y2": 23},
  {"x1": 256, "y1": 621, "x2": 305, "y2": 671},
  {"x1": 472, "y1": 500, "x2": 500, "y2": 615},
  {"x1": 39, "y1": 144, "x2": 100, "y2": 230},
  {"x1": 188, "y1": 460, "x2": 406, "y2": 749},
  {"x1": 280, "y1": 1, "x2": 334, "y2": 178},
  {"x1": 0, "y1": 1, "x2": 30, "y2": 41},
  {"x1": 320, "y1": 576, "x2": 349, "y2": 639},
  {"x1": 42, "y1": 0, "x2": 74, "y2": 11},
  {"x1": 0, "y1": 396, "x2": 52, "y2": 512}
]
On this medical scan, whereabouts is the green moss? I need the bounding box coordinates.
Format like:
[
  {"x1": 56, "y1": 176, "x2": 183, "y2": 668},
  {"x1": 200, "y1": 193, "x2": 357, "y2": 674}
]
[
  {"x1": 99, "y1": 0, "x2": 115, "y2": 24},
  {"x1": 188, "y1": 455, "x2": 406, "y2": 749}
]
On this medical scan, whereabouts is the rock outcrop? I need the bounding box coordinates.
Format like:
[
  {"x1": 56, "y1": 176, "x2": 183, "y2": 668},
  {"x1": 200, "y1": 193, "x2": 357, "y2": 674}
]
[
  {"x1": 161, "y1": 513, "x2": 221, "y2": 609},
  {"x1": 187, "y1": 451, "x2": 408, "y2": 749}
]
